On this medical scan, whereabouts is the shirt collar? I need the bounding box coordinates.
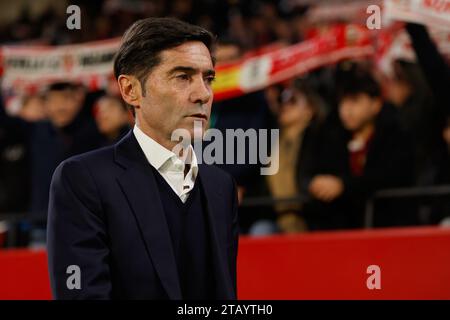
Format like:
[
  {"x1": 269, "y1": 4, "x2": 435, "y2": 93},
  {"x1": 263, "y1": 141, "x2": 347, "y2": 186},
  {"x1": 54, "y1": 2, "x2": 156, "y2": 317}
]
[{"x1": 133, "y1": 124, "x2": 198, "y2": 177}]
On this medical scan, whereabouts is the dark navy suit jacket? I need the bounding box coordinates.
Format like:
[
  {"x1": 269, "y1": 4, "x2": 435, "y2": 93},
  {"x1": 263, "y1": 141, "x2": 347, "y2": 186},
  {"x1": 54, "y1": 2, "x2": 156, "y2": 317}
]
[{"x1": 47, "y1": 130, "x2": 239, "y2": 299}]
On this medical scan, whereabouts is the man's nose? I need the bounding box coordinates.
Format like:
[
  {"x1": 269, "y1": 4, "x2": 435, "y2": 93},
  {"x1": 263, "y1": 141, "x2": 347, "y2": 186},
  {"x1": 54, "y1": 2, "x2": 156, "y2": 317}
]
[{"x1": 189, "y1": 77, "x2": 212, "y2": 105}]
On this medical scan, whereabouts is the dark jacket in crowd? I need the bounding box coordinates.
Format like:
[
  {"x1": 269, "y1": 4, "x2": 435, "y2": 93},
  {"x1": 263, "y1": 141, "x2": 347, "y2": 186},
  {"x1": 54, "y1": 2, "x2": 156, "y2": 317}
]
[
  {"x1": 301, "y1": 104, "x2": 416, "y2": 229},
  {"x1": 405, "y1": 23, "x2": 450, "y2": 185},
  {"x1": 212, "y1": 91, "x2": 276, "y2": 189},
  {"x1": 99, "y1": 124, "x2": 131, "y2": 147},
  {"x1": 30, "y1": 112, "x2": 101, "y2": 222},
  {"x1": 0, "y1": 108, "x2": 32, "y2": 214},
  {"x1": 238, "y1": 120, "x2": 322, "y2": 233}
]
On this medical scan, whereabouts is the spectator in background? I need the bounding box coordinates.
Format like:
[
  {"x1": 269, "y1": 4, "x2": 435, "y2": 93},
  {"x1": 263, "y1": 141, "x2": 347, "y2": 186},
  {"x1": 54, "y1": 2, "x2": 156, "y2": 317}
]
[
  {"x1": 29, "y1": 82, "x2": 102, "y2": 241},
  {"x1": 444, "y1": 118, "x2": 450, "y2": 154},
  {"x1": 94, "y1": 95, "x2": 131, "y2": 146},
  {"x1": 385, "y1": 59, "x2": 446, "y2": 186},
  {"x1": 16, "y1": 95, "x2": 47, "y2": 123},
  {"x1": 405, "y1": 24, "x2": 450, "y2": 116},
  {"x1": 441, "y1": 117, "x2": 450, "y2": 185},
  {"x1": 403, "y1": 23, "x2": 450, "y2": 225},
  {"x1": 302, "y1": 63, "x2": 415, "y2": 230},
  {"x1": 245, "y1": 78, "x2": 327, "y2": 235},
  {"x1": 405, "y1": 23, "x2": 450, "y2": 186},
  {"x1": 0, "y1": 96, "x2": 36, "y2": 214},
  {"x1": 211, "y1": 37, "x2": 276, "y2": 205},
  {"x1": 213, "y1": 37, "x2": 242, "y2": 64},
  {"x1": 437, "y1": 117, "x2": 450, "y2": 225},
  {"x1": 0, "y1": 94, "x2": 47, "y2": 246}
]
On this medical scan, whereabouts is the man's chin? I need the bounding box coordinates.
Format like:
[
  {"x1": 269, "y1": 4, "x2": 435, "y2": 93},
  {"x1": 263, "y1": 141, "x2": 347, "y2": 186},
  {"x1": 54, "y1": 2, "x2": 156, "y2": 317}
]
[
  {"x1": 191, "y1": 128, "x2": 205, "y2": 140},
  {"x1": 187, "y1": 119, "x2": 207, "y2": 138}
]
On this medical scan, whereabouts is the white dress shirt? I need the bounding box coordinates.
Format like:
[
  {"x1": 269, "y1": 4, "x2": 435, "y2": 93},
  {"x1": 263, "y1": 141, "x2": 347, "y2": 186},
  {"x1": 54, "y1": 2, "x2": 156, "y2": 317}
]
[{"x1": 133, "y1": 125, "x2": 198, "y2": 203}]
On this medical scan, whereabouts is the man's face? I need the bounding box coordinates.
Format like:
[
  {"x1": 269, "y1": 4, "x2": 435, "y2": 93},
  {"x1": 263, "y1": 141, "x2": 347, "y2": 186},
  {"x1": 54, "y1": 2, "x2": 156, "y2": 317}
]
[
  {"x1": 339, "y1": 93, "x2": 381, "y2": 132},
  {"x1": 215, "y1": 44, "x2": 241, "y2": 63},
  {"x1": 135, "y1": 41, "x2": 215, "y2": 147},
  {"x1": 385, "y1": 77, "x2": 411, "y2": 107},
  {"x1": 443, "y1": 122, "x2": 450, "y2": 147},
  {"x1": 278, "y1": 91, "x2": 313, "y2": 129},
  {"x1": 45, "y1": 89, "x2": 83, "y2": 128},
  {"x1": 95, "y1": 97, "x2": 129, "y2": 136}
]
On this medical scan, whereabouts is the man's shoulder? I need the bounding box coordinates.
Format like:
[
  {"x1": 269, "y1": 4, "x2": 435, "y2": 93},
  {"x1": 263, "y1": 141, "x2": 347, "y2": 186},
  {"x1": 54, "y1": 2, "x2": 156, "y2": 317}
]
[
  {"x1": 64, "y1": 145, "x2": 114, "y2": 165},
  {"x1": 55, "y1": 145, "x2": 116, "y2": 178}
]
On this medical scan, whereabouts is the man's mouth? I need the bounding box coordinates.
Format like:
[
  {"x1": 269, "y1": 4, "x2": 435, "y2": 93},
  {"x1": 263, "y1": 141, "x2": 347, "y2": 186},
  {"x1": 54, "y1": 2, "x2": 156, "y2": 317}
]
[{"x1": 188, "y1": 113, "x2": 208, "y2": 120}]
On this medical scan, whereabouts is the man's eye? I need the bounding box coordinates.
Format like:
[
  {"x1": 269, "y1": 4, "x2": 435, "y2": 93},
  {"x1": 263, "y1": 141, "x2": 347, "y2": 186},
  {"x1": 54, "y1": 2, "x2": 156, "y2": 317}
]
[
  {"x1": 177, "y1": 74, "x2": 190, "y2": 80},
  {"x1": 205, "y1": 76, "x2": 216, "y2": 84}
]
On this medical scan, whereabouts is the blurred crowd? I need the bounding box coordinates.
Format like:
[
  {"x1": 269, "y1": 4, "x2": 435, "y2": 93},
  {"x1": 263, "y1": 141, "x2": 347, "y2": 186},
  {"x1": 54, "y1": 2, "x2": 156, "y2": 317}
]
[
  {"x1": 0, "y1": 0, "x2": 450, "y2": 246},
  {"x1": 0, "y1": 0, "x2": 311, "y2": 47}
]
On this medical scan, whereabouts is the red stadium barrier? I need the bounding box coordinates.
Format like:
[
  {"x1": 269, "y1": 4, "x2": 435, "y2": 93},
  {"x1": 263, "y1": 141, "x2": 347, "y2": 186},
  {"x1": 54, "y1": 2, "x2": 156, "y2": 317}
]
[
  {"x1": 0, "y1": 226, "x2": 449, "y2": 300},
  {"x1": 0, "y1": 249, "x2": 51, "y2": 300},
  {"x1": 238, "y1": 226, "x2": 450, "y2": 299}
]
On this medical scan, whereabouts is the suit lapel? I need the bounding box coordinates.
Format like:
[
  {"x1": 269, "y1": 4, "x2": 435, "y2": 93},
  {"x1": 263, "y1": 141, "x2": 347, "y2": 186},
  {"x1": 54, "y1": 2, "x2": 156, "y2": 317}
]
[
  {"x1": 114, "y1": 131, "x2": 182, "y2": 299},
  {"x1": 198, "y1": 164, "x2": 235, "y2": 299}
]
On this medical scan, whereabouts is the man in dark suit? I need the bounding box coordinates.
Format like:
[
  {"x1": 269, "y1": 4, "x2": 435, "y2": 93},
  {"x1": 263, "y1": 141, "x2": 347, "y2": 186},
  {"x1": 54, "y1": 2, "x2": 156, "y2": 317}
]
[{"x1": 47, "y1": 18, "x2": 239, "y2": 300}]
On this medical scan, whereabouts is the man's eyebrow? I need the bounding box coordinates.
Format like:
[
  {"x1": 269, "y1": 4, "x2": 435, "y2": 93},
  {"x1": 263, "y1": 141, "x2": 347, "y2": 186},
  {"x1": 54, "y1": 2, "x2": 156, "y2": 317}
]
[{"x1": 167, "y1": 66, "x2": 215, "y2": 77}]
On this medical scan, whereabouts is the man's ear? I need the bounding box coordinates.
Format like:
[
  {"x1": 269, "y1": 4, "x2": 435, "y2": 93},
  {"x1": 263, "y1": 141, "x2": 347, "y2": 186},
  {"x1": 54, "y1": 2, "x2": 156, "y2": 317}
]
[{"x1": 117, "y1": 75, "x2": 142, "y2": 108}]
